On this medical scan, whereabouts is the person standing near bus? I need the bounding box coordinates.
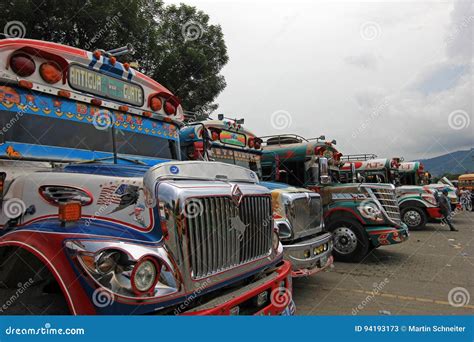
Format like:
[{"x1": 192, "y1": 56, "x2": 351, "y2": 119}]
[{"x1": 436, "y1": 189, "x2": 458, "y2": 231}]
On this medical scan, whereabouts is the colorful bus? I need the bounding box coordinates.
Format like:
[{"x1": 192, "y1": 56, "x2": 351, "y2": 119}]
[
  {"x1": 340, "y1": 155, "x2": 402, "y2": 185},
  {"x1": 180, "y1": 119, "x2": 334, "y2": 277},
  {"x1": 0, "y1": 39, "x2": 293, "y2": 315},
  {"x1": 260, "y1": 135, "x2": 408, "y2": 262}
]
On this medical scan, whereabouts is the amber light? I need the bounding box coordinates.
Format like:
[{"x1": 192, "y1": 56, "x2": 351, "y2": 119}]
[
  {"x1": 10, "y1": 54, "x2": 36, "y2": 77},
  {"x1": 58, "y1": 90, "x2": 71, "y2": 98},
  {"x1": 118, "y1": 105, "x2": 129, "y2": 112},
  {"x1": 150, "y1": 97, "x2": 162, "y2": 111},
  {"x1": 39, "y1": 62, "x2": 62, "y2": 84},
  {"x1": 58, "y1": 201, "x2": 82, "y2": 223},
  {"x1": 18, "y1": 80, "x2": 33, "y2": 89}
]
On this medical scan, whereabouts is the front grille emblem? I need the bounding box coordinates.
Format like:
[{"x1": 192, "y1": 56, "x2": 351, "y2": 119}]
[{"x1": 231, "y1": 184, "x2": 243, "y2": 206}]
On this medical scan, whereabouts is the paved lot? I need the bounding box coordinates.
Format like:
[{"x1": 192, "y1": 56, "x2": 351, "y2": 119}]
[{"x1": 293, "y1": 211, "x2": 474, "y2": 315}]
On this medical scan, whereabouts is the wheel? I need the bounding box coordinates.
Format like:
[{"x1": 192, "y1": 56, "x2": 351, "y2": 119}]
[
  {"x1": 401, "y1": 206, "x2": 427, "y2": 230},
  {"x1": 328, "y1": 220, "x2": 369, "y2": 262}
]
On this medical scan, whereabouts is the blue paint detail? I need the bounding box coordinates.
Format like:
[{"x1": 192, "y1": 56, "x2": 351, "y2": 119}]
[
  {"x1": 260, "y1": 181, "x2": 295, "y2": 190},
  {"x1": 169, "y1": 165, "x2": 180, "y2": 174},
  {"x1": 0, "y1": 218, "x2": 163, "y2": 242}
]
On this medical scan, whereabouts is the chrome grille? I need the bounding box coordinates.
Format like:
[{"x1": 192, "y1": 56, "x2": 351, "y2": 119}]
[
  {"x1": 186, "y1": 196, "x2": 272, "y2": 279},
  {"x1": 287, "y1": 196, "x2": 322, "y2": 234},
  {"x1": 370, "y1": 187, "x2": 401, "y2": 225}
]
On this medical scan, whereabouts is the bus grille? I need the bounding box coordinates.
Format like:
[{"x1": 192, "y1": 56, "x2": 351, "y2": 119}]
[
  {"x1": 185, "y1": 196, "x2": 272, "y2": 279},
  {"x1": 287, "y1": 195, "x2": 322, "y2": 234},
  {"x1": 370, "y1": 187, "x2": 401, "y2": 225}
]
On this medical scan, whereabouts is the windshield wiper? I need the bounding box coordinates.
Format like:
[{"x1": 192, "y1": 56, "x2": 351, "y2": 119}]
[{"x1": 73, "y1": 156, "x2": 146, "y2": 165}]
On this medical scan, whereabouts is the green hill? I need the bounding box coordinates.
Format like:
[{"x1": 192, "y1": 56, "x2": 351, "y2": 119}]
[{"x1": 418, "y1": 148, "x2": 474, "y2": 177}]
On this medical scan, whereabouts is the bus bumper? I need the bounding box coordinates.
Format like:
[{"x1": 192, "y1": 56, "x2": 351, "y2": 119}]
[{"x1": 366, "y1": 223, "x2": 409, "y2": 247}]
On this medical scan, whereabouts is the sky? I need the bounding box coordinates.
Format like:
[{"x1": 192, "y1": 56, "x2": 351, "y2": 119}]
[{"x1": 169, "y1": 0, "x2": 473, "y2": 160}]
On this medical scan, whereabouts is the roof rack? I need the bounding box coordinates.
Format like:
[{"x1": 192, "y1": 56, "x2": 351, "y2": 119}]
[
  {"x1": 340, "y1": 154, "x2": 378, "y2": 162},
  {"x1": 260, "y1": 134, "x2": 326, "y2": 146}
]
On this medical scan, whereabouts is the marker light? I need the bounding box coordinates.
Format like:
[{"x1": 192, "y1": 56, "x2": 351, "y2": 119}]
[
  {"x1": 10, "y1": 54, "x2": 36, "y2": 77},
  {"x1": 39, "y1": 62, "x2": 62, "y2": 84},
  {"x1": 150, "y1": 97, "x2": 162, "y2": 111},
  {"x1": 58, "y1": 201, "x2": 82, "y2": 223},
  {"x1": 164, "y1": 101, "x2": 176, "y2": 115}
]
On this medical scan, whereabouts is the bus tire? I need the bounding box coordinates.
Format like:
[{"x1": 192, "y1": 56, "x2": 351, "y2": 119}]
[
  {"x1": 328, "y1": 220, "x2": 369, "y2": 262},
  {"x1": 401, "y1": 206, "x2": 427, "y2": 230}
]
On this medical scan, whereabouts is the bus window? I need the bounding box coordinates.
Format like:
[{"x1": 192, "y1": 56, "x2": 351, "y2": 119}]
[{"x1": 280, "y1": 161, "x2": 306, "y2": 187}]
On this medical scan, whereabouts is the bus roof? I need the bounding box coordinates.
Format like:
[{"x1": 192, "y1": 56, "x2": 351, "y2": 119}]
[
  {"x1": 399, "y1": 161, "x2": 423, "y2": 173},
  {"x1": 459, "y1": 173, "x2": 474, "y2": 180},
  {"x1": 0, "y1": 39, "x2": 184, "y2": 123},
  {"x1": 262, "y1": 138, "x2": 342, "y2": 165},
  {"x1": 340, "y1": 158, "x2": 390, "y2": 171}
]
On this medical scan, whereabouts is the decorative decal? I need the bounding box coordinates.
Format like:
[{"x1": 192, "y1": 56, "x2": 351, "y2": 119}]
[
  {"x1": 230, "y1": 215, "x2": 249, "y2": 241},
  {"x1": 169, "y1": 165, "x2": 180, "y2": 174},
  {"x1": 0, "y1": 86, "x2": 179, "y2": 141},
  {"x1": 231, "y1": 184, "x2": 244, "y2": 206}
]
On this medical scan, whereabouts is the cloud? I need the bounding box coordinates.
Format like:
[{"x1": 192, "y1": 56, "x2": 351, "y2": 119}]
[
  {"x1": 445, "y1": 0, "x2": 474, "y2": 63},
  {"x1": 344, "y1": 53, "x2": 379, "y2": 70}
]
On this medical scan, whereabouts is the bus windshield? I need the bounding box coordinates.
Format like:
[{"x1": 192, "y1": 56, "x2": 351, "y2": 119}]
[
  {"x1": 0, "y1": 111, "x2": 179, "y2": 161},
  {"x1": 210, "y1": 147, "x2": 262, "y2": 177}
]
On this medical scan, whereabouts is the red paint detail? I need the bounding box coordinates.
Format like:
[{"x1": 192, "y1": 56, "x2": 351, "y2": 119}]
[
  {"x1": 0, "y1": 232, "x2": 95, "y2": 315},
  {"x1": 426, "y1": 207, "x2": 443, "y2": 219},
  {"x1": 181, "y1": 260, "x2": 292, "y2": 315}
]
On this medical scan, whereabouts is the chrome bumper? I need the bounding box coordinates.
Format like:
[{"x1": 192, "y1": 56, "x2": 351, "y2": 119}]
[{"x1": 282, "y1": 232, "x2": 333, "y2": 277}]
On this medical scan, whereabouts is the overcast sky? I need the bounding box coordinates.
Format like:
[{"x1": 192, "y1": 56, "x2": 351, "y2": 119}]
[{"x1": 170, "y1": 0, "x2": 473, "y2": 160}]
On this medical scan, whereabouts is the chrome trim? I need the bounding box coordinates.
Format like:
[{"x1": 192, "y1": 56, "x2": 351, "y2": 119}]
[
  {"x1": 154, "y1": 179, "x2": 282, "y2": 293},
  {"x1": 280, "y1": 192, "x2": 323, "y2": 240},
  {"x1": 362, "y1": 183, "x2": 401, "y2": 225},
  {"x1": 283, "y1": 232, "x2": 333, "y2": 271}
]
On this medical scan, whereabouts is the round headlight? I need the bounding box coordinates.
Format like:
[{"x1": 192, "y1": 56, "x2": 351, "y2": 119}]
[
  {"x1": 272, "y1": 230, "x2": 280, "y2": 251},
  {"x1": 132, "y1": 258, "x2": 160, "y2": 294}
]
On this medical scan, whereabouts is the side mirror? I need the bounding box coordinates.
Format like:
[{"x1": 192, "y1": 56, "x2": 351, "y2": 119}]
[
  {"x1": 217, "y1": 114, "x2": 224, "y2": 120},
  {"x1": 236, "y1": 118, "x2": 245, "y2": 124},
  {"x1": 319, "y1": 157, "x2": 331, "y2": 184}
]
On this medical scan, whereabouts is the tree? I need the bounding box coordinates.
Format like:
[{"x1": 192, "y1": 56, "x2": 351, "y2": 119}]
[{"x1": 1, "y1": 0, "x2": 228, "y2": 118}]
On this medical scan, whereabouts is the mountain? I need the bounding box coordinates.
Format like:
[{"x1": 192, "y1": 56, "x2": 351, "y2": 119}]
[{"x1": 418, "y1": 148, "x2": 474, "y2": 177}]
